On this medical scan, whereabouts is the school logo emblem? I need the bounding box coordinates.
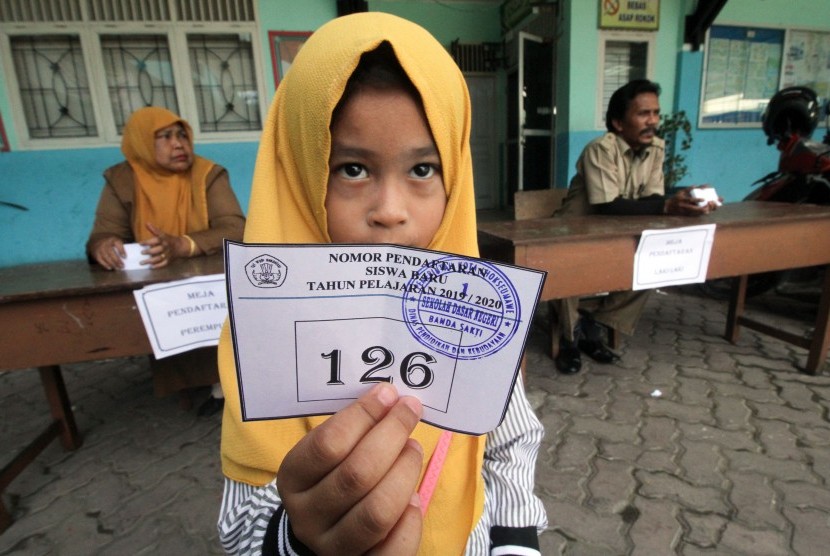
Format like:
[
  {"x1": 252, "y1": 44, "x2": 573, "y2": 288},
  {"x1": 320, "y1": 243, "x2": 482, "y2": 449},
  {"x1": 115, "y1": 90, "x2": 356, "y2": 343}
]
[{"x1": 246, "y1": 255, "x2": 287, "y2": 288}]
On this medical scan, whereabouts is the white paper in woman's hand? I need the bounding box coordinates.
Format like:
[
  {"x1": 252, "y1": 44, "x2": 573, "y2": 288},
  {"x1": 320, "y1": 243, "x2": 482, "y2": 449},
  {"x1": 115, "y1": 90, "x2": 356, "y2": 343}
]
[{"x1": 122, "y1": 243, "x2": 148, "y2": 270}]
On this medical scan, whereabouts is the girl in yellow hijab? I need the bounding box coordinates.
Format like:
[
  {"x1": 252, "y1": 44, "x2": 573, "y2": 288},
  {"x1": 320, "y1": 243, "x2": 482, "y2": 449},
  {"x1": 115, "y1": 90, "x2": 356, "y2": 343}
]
[{"x1": 218, "y1": 13, "x2": 546, "y2": 555}]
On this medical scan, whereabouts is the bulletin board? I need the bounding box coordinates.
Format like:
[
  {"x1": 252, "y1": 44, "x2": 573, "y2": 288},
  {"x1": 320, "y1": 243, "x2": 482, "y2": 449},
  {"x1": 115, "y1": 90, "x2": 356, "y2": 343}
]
[
  {"x1": 781, "y1": 29, "x2": 830, "y2": 99},
  {"x1": 700, "y1": 25, "x2": 784, "y2": 127}
]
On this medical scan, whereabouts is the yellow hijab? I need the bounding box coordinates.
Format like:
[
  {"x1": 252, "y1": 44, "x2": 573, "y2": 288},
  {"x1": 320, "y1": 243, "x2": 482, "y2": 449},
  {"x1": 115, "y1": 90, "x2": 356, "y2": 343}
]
[
  {"x1": 218, "y1": 13, "x2": 485, "y2": 554},
  {"x1": 121, "y1": 107, "x2": 213, "y2": 242}
]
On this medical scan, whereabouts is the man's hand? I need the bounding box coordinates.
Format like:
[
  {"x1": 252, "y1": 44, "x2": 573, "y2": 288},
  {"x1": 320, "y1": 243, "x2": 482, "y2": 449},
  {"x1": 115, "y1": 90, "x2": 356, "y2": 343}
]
[
  {"x1": 664, "y1": 186, "x2": 720, "y2": 216},
  {"x1": 278, "y1": 383, "x2": 424, "y2": 555}
]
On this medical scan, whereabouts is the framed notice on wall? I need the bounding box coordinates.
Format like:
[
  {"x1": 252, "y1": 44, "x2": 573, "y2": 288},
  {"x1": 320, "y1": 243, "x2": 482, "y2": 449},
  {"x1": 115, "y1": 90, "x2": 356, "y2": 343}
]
[
  {"x1": 599, "y1": 0, "x2": 659, "y2": 31},
  {"x1": 700, "y1": 25, "x2": 784, "y2": 127},
  {"x1": 781, "y1": 29, "x2": 830, "y2": 99},
  {"x1": 268, "y1": 31, "x2": 312, "y2": 88}
]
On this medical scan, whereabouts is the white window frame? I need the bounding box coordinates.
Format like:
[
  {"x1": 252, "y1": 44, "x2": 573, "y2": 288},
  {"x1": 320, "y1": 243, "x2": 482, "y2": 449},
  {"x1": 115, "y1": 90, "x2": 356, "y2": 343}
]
[
  {"x1": 0, "y1": 16, "x2": 266, "y2": 149},
  {"x1": 595, "y1": 30, "x2": 656, "y2": 130}
]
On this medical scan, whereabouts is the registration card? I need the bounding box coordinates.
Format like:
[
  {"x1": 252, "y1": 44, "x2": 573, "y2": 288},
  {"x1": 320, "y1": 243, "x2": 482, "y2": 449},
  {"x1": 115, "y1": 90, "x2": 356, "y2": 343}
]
[{"x1": 225, "y1": 242, "x2": 546, "y2": 435}]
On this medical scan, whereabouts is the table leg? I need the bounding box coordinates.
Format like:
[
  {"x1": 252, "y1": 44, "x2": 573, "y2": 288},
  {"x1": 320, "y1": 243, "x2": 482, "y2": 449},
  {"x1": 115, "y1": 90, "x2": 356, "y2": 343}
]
[
  {"x1": 725, "y1": 275, "x2": 748, "y2": 343},
  {"x1": 608, "y1": 328, "x2": 620, "y2": 350},
  {"x1": 38, "y1": 366, "x2": 82, "y2": 450},
  {"x1": 548, "y1": 300, "x2": 561, "y2": 358},
  {"x1": 0, "y1": 420, "x2": 63, "y2": 534},
  {"x1": 0, "y1": 500, "x2": 10, "y2": 534},
  {"x1": 804, "y1": 267, "x2": 830, "y2": 375},
  {"x1": 0, "y1": 366, "x2": 83, "y2": 534}
]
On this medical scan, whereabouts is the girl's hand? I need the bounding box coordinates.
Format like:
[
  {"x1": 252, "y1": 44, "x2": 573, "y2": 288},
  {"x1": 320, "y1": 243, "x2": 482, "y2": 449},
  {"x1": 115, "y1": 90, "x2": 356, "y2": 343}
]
[{"x1": 278, "y1": 383, "x2": 424, "y2": 555}]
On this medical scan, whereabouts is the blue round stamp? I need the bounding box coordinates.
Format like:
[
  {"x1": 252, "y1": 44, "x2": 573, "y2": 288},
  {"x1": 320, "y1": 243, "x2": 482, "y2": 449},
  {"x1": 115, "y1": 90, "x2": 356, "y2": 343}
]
[{"x1": 402, "y1": 256, "x2": 521, "y2": 360}]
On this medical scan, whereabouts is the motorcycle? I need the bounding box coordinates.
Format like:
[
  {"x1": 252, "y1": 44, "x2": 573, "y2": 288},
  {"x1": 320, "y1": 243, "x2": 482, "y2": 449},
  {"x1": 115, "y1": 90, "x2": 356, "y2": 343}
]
[{"x1": 699, "y1": 86, "x2": 830, "y2": 300}]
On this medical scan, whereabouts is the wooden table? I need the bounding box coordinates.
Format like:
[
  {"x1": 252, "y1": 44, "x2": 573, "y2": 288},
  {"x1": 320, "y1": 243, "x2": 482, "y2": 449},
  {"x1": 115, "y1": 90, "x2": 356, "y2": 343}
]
[
  {"x1": 0, "y1": 255, "x2": 224, "y2": 533},
  {"x1": 477, "y1": 201, "x2": 830, "y2": 374}
]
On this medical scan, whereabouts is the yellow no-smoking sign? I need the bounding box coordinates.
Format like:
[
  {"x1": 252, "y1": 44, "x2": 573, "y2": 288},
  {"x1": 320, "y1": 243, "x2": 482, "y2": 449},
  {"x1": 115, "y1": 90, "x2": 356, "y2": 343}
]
[{"x1": 600, "y1": 0, "x2": 660, "y2": 31}]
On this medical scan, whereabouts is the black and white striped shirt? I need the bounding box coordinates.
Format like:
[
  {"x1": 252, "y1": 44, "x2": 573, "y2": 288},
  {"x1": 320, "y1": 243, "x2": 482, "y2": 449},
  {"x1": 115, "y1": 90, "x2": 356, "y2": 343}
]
[{"x1": 218, "y1": 375, "x2": 548, "y2": 555}]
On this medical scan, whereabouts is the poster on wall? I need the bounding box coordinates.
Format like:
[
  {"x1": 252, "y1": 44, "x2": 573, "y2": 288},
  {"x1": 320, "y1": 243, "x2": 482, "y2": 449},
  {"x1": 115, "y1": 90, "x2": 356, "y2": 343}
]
[
  {"x1": 268, "y1": 31, "x2": 311, "y2": 87},
  {"x1": 781, "y1": 30, "x2": 830, "y2": 100},
  {"x1": 700, "y1": 25, "x2": 784, "y2": 127},
  {"x1": 599, "y1": 0, "x2": 659, "y2": 31}
]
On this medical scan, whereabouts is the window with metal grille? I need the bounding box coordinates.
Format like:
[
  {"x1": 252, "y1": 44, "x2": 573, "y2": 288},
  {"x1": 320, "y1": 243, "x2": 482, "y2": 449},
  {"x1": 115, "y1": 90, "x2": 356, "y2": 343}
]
[
  {"x1": 87, "y1": 0, "x2": 170, "y2": 21},
  {"x1": 101, "y1": 34, "x2": 179, "y2": 132},
  {"x1": 10, "y1": 35, "x2": 98, "y2": 139},
  {"x1": 0, "y1": 0, "x2": 254, "y2": 22},
  {"x1": 188, "y1": 33, "x2": 261, "y2": 132},
  {"x1": 597, "y1": 32, "x2": 655, "y2": 128},
  {"x1": 0, "y1": 0, "x2": 262, "y2": 147},
  {"x1": 451, "y1": 41, "x2": 502, "y2": 73},
  {"x1": 0, "y1": 0, "x2": 84, "y2": 22}
]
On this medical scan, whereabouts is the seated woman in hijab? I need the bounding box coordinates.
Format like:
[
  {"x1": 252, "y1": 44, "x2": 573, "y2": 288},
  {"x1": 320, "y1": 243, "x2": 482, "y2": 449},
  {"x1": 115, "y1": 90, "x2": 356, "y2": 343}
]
[{"x1": 86, "y1": 106, "x2": 246, "y2": 415}]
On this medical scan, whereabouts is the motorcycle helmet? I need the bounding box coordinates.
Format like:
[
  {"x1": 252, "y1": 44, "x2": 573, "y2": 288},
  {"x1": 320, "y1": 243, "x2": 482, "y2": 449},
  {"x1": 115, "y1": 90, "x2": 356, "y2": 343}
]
[{"x1": 762, "y1": 86, "x2": 820, "y2": 144}]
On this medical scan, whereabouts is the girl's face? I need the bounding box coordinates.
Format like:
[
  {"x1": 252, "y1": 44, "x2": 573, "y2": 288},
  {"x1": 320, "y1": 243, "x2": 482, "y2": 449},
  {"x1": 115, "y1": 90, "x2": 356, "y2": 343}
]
[{"x1": 326, "y1": 86, "x2": 447, "y2": 248}]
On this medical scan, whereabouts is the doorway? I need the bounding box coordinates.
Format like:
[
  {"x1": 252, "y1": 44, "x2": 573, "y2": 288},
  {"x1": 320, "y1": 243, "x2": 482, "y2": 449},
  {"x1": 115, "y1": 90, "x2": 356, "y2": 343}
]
[
  {"x1": 506, "y1": 32, "x2": 555, "y2": 200},
  {"x1": 466, "y1": 74, "x2": 499, "y2": 210}
]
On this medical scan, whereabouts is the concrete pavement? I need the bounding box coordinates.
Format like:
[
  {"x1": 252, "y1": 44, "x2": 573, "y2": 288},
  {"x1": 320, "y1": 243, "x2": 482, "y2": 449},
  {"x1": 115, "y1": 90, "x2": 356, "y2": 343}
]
[{"x1": 2, "y1": 286, "x2": 829, "y2": 555}]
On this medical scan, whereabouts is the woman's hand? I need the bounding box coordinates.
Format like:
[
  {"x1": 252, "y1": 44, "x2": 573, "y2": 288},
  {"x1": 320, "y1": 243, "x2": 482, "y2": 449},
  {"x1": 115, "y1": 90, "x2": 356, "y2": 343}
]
[
  {"x1": 142, "y1": 223, "x2": 191, "y2": 268},
  {"x1": 90, "y1": 236, "x2": 126, "y2": 270},
  {"x1": 278, "y1": 383, "x2": 424, "y2": 555}
]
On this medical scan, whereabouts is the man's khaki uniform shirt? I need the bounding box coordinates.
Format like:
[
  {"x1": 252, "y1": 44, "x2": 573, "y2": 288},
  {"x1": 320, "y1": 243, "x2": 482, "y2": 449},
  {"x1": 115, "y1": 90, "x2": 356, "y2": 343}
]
[{"x1": 558, "y1": 132, "x2": 665, "y2": 216}]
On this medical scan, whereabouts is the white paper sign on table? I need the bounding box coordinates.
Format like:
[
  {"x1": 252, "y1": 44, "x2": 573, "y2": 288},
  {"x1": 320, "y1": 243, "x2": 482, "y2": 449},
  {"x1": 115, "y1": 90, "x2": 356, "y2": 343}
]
[
  {"x1": 633, "y1": 224, "x2": 716, "y2": 290},
  {"x1": 225, "y1": 242, "x2": 546, "y2": 435},
  {"x1": 133, "y1": 274, "x2": 227, "y2": 359}
]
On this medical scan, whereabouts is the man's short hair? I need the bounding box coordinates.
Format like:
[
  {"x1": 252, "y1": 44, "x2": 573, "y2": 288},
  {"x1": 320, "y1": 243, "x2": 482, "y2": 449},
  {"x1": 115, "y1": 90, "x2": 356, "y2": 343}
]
[{"x1": 605, "y1": 79, "x2": 661, "y2": 132}]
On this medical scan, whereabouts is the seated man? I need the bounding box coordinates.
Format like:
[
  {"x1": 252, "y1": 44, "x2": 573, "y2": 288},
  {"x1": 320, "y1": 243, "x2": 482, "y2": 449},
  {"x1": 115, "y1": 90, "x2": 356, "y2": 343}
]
[{"x1": 553, "y1": 79, "x2": 719, "y2": 374}]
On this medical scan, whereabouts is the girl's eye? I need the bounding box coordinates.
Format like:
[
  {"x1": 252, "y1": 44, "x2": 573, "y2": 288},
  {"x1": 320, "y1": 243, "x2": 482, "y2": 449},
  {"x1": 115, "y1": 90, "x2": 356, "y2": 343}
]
[
  {"x1": 336, "y1": 163, "x2": 368, "y2": 179},
  {"x1": 411, "y1": 164, "x2": 438, "y2": 179}
]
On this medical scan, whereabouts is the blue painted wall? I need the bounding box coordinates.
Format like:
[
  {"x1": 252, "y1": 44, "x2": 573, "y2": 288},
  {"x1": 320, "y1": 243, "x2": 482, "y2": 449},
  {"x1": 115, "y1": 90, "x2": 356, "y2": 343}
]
[
  {"x1": 0, "y1": 0, "x2": 501, "y2": 268},
  {"x1": 3, "y1": 0, "x2": 825, "y2": 267},
  {"x1": 674, "y1": 50, "x2": 778, "y2": 201},
  {"x1": 370, "y1": 0, "x2": 502, "y2": 44},
  {"x1": 0, "y1": 143, "x2": 258, "y2": 266},
  {"x1": 555, "y1": 0, "x2": 688, "y2": 188},
  {"x1": 555, "y1": 0, "x2": 829, "y2": 202}
]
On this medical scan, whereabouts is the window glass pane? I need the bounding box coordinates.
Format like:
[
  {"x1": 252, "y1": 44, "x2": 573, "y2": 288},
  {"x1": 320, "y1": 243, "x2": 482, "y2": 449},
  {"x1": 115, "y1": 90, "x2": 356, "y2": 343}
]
[
  {"x1": 188, "y1": 33, "x2": 261, "y2": 132},
  {"x1": 602, "y1": 40, "x2": 648, "y2": 115},
  {"x1": 10, "y1": 34, "x2": 97, "y2": 138},
  {"x1": 101, "y1": 34, "x2": 179, "y2": 133}
]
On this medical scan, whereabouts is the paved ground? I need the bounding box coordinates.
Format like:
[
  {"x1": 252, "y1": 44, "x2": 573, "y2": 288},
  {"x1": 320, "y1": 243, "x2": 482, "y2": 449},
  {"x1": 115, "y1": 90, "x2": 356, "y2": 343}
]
[{"x1": 2, "y1": 286, "x2": 829, "y2": 555}]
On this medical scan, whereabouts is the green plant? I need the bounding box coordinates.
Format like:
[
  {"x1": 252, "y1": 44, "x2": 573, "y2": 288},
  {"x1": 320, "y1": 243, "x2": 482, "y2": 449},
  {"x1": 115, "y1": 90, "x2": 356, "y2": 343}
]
[{"x1": 657, "y1": 110, "x2": 693, "y2": 190}]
